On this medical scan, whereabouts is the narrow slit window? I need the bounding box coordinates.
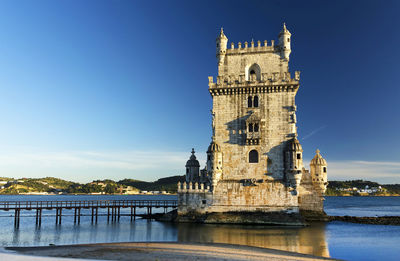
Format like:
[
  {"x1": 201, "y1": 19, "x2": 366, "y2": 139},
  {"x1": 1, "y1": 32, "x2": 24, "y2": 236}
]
[
  {"x1": 254, "y1": 123, "x2": 259, "y2": 132},
  {"x1": 248, "y1": 96, "x2": 252, "y2": 107},
  {"x1": 253, "y1": 96, "x2": 259, "y2": 107},
  {"x1": 248, "y1": 123, "x2": 253, "y2": 132}
]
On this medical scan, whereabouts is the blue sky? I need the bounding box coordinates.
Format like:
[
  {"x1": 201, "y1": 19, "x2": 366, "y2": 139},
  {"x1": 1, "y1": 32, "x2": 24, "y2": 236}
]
[{"x1": 0, "y1": 0, "x2": 399, "y2": 183}]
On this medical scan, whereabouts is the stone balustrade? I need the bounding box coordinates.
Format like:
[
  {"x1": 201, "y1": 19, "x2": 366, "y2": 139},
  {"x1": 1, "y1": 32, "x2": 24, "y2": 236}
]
[{"x1": 208, "y1": 71, "x2": 300, "y2": 88}]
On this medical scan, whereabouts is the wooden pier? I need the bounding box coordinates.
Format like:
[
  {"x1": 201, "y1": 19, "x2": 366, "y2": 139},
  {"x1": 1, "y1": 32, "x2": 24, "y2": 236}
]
[{"x1": 0, "y1": 200, "x2": 177, "y2": 228}]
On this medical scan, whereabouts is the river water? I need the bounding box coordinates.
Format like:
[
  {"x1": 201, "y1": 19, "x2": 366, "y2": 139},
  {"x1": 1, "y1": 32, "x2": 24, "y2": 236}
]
[{"x1": 0, "y1": 195, "x2": 399, "y2": 261}]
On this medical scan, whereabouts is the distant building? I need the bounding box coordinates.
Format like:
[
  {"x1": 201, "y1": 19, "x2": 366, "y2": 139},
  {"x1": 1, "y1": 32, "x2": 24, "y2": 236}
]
[{"x1": 177, "y1": 25, "x2": 328, "y2": 224}]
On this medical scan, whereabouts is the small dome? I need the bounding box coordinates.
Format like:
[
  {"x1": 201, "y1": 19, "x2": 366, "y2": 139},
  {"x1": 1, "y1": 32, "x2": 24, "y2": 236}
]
[
  {"x1": 287, "y1": 138, "x2": 303, "y2": 152},
  {"x1": 207, "y1": 141, "x2": 221, "y2": 153},
  {"x1": 186, "y1": 148, "x2": 200, "y2": 167},
  {"x1": 279, "y1": 23, "x2": 291, "y2": 36},
  {"x1": 310, "y1": 149, "x2": 327, "y2": 166}
]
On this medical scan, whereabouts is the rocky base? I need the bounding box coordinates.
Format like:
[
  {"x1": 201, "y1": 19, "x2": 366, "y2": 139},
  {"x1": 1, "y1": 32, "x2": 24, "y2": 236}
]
[
  {"x1": 330, "y1": 215, "x2": 400, "y2": 226},
  {"x1": 300, "y1": 210, "x2": 329, "y2": 222},
  {"x1": 158, "y1": 210, "x2": 305, "y2": 226},
  {"x1": 156, "y1": 210, "x2": 400, "y2": 226}
]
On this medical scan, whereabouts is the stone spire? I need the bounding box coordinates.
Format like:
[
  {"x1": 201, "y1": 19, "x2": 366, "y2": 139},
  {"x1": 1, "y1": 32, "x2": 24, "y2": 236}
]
[
  {"x1": 279, "y1": 23, "x2": 290, "y2": 35},
  {"x1": 219, "y1": 27, "x2": 226, "y2": 38}
]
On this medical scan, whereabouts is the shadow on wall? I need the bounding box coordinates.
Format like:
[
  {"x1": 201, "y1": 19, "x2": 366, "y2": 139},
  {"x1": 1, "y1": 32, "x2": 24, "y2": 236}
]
[
  {"x1": 224, "y1": 112, "x2": 292, "y2": 186},
  {"x1": 225, "y1": 111, "x2": 253, "y2": 145}
]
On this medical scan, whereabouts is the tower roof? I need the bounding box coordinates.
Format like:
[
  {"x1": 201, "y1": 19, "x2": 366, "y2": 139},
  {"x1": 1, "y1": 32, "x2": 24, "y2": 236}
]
[
  {"x1": 217, "y1": 27, "x2": 227, "y2": 40},
  {"x1": 207, "y1": 141, "x2": 221, "y2": 153},
  {"x1": 287, "y1": 137, "x2": 303, "y2": 152},
  {"x1": 185, "y1": 148, "x2": 200, "y2": 167},
  {"x1": 310, "y1": 149, "x2": 327, "y2": 166},
  {"x1": 279, "y1": 23, "x2": 291, "y2": 36}
]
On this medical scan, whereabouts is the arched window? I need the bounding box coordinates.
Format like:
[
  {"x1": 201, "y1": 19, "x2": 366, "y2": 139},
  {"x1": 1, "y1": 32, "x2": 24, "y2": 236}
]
[
  {"x1": 254, "y1": 123, "x2": 259, "y2": 132},
  {"x1": 248, "y1": 123, "x2": 253, "y2": 132},
  {"x1": 248, "y1": 96, "x2": 252, "y2": 107},
  {"x1": 249, "y1": 150, "x2": 258, "y2": 163},
  {"x1": 323, "y1": 167, "x2": 327, "y2": 173},
  {"x1": 246, "y1": 64, "x2": 261, "y2": 81},
  {"x1": 253, "y1": 96, "x2": 259, "y2": 107}
]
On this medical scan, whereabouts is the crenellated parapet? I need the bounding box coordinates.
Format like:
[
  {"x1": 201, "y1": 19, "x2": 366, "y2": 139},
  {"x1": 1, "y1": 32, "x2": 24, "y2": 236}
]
[
  {"x1": 226, "y1": 39, "x2": 277, "y2": 55},
  {"x1": 177, "y1": 181, "x2": 212, "y2": 193}
]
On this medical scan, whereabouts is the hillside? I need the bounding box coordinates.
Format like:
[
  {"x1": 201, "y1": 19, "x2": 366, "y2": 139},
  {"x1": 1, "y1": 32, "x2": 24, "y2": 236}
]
[
  {"x1": 326, "y1": 180, "x2": 400, "y2": 196},
  {"x1": 0, "y1": 175, "x2": 185, "y2": 195},
  {"x1": 1, "y1": 176, "x2": 399, "y2": 195},
  {"x1": 118, "y1": 175, "x2": 186, "y2": 192}
]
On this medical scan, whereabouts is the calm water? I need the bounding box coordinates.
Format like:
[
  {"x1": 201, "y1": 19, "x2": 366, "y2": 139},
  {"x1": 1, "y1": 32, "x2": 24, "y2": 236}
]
[{"x1": 0, "y1": 195, "x2": 400, "y2": 261}]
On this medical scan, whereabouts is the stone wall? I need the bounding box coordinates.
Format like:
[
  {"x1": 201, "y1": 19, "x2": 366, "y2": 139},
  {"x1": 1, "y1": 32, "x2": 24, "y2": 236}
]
[{"x1": 213, "y1": 90, "x2": 297, "y2": 181}]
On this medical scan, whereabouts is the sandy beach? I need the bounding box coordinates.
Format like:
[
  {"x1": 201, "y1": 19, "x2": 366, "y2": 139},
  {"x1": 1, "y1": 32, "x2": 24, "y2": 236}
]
[{"x1": 5, "y1": 242, "x2": 335, "y2": 261}]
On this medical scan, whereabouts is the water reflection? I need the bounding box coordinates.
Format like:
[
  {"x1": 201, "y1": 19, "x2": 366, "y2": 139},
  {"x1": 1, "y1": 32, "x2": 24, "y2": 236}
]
[{"x1": 177, "y1": 223, "x2": 330, "y2": 257}]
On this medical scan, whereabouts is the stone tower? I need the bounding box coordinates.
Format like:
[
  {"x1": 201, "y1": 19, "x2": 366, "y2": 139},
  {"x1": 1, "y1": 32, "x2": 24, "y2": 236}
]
[{"x1": 177, "y1": 24, "x2": 328, "y2": 224}]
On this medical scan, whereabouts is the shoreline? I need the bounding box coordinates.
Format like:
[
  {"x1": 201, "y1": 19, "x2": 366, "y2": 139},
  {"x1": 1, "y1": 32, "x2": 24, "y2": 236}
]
[{"x1": 5, "y1": 242, "x2": 335, "y2": 261}]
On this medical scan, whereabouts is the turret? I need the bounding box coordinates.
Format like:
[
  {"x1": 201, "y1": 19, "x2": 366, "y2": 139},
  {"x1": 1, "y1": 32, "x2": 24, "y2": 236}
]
[
  {"x1": 278, "y1": 23, "x2": 291, "y2": 60},
  {"x1": 310, "y1": 149, "x2": 328, "y2": 192},
  {"x1": 285, "y1": 138, "x2": 303, "y2": 192},
  {"x1": 206, "y1": 141, "x2": 223, "y2": 189},
  {"x1": 216, "y1": 28, "x2": 228, "y2": 69},
  {"x1": 185, "y1": 148, "x2": 200, "y2": 183}
]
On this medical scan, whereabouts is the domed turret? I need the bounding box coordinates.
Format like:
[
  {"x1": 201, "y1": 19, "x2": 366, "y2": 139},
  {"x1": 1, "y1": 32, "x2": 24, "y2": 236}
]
[
  {"x1": 278, "y1": 23, "x2": 291, "y2": 60},
  {"x1": 284, "y1": 138, "x2": 304, "y2": 193},
  {"x1": 216, "y1": 28, "x2": 228, "y2": 67},
  {"x1": 206, "y1": 141, "x2": 223, "y2": 189},
  {"x1": 285, "y1": 138, "x2": 304, "y2": 171},
  {"x1": 185, "y1": 148, "x2": 200, "y2": 183},
  {"x1": 310, "y1": 149, "x2": 328, "y2": 192}
]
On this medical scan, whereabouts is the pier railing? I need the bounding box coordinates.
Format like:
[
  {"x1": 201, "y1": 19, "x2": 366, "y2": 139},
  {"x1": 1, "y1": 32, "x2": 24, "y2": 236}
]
[
  {"x1": 0, "y1": 199, "x2": 178, "y2": 210},
  {"x1": 0, "y1": 199, "x2": 178, "y2": 228}
]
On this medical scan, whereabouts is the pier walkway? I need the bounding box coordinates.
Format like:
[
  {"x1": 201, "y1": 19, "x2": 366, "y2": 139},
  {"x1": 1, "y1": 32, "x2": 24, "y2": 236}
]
[{"x1": 0, "y1": 199, "x2": 178, "y2": 228}]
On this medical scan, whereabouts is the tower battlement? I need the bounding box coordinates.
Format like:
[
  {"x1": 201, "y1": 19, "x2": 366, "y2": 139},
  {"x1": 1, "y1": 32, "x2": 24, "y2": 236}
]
[{"x1": 227, "y1": 39, "x2": 276, "y2": 54}]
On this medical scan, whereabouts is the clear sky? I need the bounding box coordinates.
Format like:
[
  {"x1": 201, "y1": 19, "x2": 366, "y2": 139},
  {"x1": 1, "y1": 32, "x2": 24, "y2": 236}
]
[{"x1": 0, "y1": 0, "x2": 399, "y2": 183}]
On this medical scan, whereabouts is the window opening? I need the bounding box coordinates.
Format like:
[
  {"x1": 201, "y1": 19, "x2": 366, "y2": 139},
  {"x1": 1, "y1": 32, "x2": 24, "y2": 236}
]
[
  {"x1": 254, "y1": 123, "x2": 259, "y2": 132},
  {"x1": 249, "y1": 150, "x2": 259, "y2": 163},
  {"x1": 248, "y1": 96, "x2": 252, "y2": 107},
  {"x1": 248, "y1": 123, "x2": 253, "y2": 132},
  {"x1": 253, "y1": 96, "x2": 259, "y2": 107}
]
